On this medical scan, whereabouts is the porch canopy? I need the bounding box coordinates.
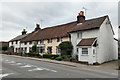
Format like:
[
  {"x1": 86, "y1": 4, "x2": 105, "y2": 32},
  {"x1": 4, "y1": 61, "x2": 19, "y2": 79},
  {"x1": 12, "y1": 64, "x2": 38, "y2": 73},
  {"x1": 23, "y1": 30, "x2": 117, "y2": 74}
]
[{"x1": 77, "y1": 38, "x2": 97, "y2": 46}]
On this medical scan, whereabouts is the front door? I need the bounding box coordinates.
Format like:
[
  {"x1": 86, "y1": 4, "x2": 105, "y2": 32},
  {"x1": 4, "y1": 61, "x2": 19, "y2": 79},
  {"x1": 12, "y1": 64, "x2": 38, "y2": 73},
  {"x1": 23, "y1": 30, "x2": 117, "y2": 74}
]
[{"x1": 47, "y1": 47, "x2": 52, "y2": 54}]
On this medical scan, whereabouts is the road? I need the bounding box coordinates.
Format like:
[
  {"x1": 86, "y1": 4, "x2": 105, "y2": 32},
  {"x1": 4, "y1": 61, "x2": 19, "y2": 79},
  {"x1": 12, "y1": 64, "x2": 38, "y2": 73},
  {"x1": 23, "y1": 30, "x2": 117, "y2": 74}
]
[{"x1": 0, "y1": 54, "x2": 119, "y2": 80}]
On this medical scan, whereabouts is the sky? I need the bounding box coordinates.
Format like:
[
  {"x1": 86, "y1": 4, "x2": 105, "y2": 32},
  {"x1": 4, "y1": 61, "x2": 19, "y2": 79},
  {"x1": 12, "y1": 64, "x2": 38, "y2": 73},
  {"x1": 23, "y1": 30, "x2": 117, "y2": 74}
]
[{"x1": 0, "y1": 0, "x2": 119, "y2": 41}]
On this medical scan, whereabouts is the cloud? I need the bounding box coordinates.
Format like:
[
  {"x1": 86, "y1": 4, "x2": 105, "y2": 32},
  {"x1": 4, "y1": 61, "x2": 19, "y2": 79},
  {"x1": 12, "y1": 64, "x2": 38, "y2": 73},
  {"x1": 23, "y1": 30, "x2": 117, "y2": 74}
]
[{"x1": 1, "y1": 1, "x2": 118, "y2": 41}]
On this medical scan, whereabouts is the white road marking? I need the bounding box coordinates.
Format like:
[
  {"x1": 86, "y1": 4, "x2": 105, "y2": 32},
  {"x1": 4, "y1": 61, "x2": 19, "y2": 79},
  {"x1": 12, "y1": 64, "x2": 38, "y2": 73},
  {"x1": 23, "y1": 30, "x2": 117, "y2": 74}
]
[
  {"x1": 5, "y1": 60, "x2": 9, "y2": 62},
  {"x1": 28, "y1": 68, "x2": 43, "y2": 71},
  {"x1": 0, "y1": 73, "x2": 13, "y2": 78},
  {"x1": 16, "y1": 63, "x2": 23, "y2": 65},
  {"x1": 43, "y1": 68, "x2": 57, "y2": 72},
  {"x1": 28, "y1": 66, "x2": 57, "y2": 72},
  {"x1": 21, "y1": 65, "x2": 33, "y2": 68},
  {"x1": 7, "y1": 61, "x2": 15, "y2": 64}
]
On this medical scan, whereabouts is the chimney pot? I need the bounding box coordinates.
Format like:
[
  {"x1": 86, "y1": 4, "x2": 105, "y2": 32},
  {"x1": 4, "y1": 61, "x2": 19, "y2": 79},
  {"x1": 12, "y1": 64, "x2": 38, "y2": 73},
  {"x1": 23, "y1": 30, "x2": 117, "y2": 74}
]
[
  {"x1": 77, "y1": 11, "x2": 85, "y2": 23},
  {"x1": 22, "y1": 29, "x2": 27, "y2": 35},
  {"x1": 35, "y1": 24, "x2": 41, "y2": 31}
]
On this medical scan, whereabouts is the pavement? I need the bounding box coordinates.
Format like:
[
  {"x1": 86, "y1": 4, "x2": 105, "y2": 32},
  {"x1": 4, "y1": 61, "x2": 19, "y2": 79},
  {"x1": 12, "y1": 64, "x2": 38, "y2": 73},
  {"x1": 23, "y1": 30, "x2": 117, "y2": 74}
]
[{"x1": 2, "y1": 54, "x2": 118, "y2": 74}]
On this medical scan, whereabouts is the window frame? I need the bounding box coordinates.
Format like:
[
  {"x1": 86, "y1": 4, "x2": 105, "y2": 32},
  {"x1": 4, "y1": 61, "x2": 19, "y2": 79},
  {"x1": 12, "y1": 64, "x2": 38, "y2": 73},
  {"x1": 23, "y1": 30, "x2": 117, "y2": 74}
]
[
  {"x1": 40, "y1": 40, "x2": 44, "y2": 44},
  {"x1": 29, "y1": 41, "x2": 32, "y2": 45},
  {"x1": 48, "y1": 39, "x2": 52, "y2": 43},
  {"x1": 57, "y1": 37, "x2": 62, "y2": 42},
  {"x1": 82, "y1": 48, "x2": 88, "y2": 55},
  {"x1": 77, "y1": 32, "x2": 82, "y2": 39},
  {"x1": 15, "y1": 41, "x2": 17, "y2": 44}
]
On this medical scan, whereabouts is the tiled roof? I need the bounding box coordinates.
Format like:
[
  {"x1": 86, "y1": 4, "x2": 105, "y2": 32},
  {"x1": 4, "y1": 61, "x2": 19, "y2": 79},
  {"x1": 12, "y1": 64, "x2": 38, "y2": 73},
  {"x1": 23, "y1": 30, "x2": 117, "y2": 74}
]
[
  {"x1": 9, "y1": 34, "x2": 28, "y2": 42},
  {"x1": 0, "y1": 42, "x2": 8, "y2": 46},
  {"x1": 77, "y1": 38, "x2": 96, "y2": 46},
  {"x1": 70, "y1": 15, "x2": 108, "y2": 33},
  {"x1": 22, "y1": 21, "x2": 77, "y2": 42},
  {"x1": 22, "y1": 15, "x2": 109, "y2": 42}
]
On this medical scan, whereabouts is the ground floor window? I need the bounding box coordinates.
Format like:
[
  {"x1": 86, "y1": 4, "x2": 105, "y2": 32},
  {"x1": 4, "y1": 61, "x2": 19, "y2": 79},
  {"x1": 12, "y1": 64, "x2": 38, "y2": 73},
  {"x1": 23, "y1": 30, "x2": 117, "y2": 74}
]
[
  {"x1": 25, "y1": 47, "x2": 27, "y2": 53},
  {"x1": 47, "y1": 47, "x2": 52, "y2": 54},
  {"x1": 56, "y1": 46, "x2": 60, "y2": 54},
  {"x1": 82, "y1": 48, "x2": 88, "y2": 54},
  {"x1": 39, "y1": 46, "x2": 45, "y2": 53}
]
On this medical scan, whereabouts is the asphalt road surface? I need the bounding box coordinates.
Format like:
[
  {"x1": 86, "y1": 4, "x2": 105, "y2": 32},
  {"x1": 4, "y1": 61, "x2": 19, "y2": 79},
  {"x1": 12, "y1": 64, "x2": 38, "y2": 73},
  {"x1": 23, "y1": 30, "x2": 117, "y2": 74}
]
[{"x1": 1, "y1": 54, "x2": 119, "y2": 80}]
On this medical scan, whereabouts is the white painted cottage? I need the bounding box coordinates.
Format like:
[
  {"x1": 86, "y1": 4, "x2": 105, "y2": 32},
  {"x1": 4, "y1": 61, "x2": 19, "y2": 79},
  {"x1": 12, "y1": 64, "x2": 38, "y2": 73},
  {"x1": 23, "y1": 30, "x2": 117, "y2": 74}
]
[
  {"x1": 69, "y1": 11, "x2": 118, "y2": 64},
  {"x1": 9, "y1": 29, "x2": 28, "y2": 53}
]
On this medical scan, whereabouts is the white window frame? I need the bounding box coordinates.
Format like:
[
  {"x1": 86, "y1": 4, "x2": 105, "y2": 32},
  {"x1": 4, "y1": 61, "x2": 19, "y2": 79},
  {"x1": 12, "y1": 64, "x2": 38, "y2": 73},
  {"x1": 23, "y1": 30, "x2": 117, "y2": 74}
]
[
  {"x1": 82, "y1": 48, "x2": 88, "y2": 55},
  {"x1": 77, "y1": 32, "x2": 82, "y2": 39}
]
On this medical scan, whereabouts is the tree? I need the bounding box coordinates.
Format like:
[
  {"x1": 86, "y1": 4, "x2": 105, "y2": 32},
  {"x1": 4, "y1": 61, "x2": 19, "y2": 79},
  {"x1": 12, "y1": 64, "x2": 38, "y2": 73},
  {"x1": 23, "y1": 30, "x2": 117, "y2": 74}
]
[
  {"x1": 32, "y1": 42, "x2": 37, "y2": 52},
  {"x1": 59, "y1": 41, "x2": 73, "y2": 55},
  {"x1": 2, "y1": 46, "x2": 8, "y2": 51}
]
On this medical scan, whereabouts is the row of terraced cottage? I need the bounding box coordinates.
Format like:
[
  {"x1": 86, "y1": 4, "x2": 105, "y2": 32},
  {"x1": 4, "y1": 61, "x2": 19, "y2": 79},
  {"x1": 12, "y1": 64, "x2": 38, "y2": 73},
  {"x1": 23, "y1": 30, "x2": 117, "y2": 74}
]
[{"x1": 9, "y1": 11, "x2": 118, "y2": 64}]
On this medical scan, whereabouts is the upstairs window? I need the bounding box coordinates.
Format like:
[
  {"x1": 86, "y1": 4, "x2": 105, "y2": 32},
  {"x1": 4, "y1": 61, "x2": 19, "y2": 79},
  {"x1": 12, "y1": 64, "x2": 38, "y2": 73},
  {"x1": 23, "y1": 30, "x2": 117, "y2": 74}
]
[
  {"x1": 16, "y1": 41, "x2": 17, "y2": 44},
  {"x1": 57, "y1": 37, "x2": 62, "y2": 42},
  {"x1": 40, "y1": 40, "x2": 44, "y2": 44},
  {"x1": 48, "y1": 39, "x2": 52, "y2": 43},
  {"x1": 77, "y1": 32, "x2": 82, "y2": 39},
  {"x1": 11, "y1": 41, "x2": 13, "y2": 45},
  {"x1": 29, "y1": 41, "x2": 32, "y2": 44},
  {"x1": 82, "y1": 48, "x2": 88, "y2": 54},
  {"x1": 25, "y1": 42, "x2": 27, "y2": 45}
]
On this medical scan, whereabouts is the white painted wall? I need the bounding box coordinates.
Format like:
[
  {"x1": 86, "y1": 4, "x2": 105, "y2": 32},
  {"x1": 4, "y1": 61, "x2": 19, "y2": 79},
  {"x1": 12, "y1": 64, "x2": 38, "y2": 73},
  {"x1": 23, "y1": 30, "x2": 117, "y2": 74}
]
[
  {"x1": 70, "y1": 29, "x2": 99, "y2": 57},
  {"x1": 9, "y1": 41, "x2": 21, "y2": 53},
  {"x1": 70, "y1": 17, "x2": 117, "y2": 64},
  {"x1": 98, "y1": 18, "x2": 117, "y2": 64},
  {"x1": 21, "y1": 42, "x2": 34, "y2": 53},
  {"x1": 118, "y1": 28, "x2": 120, "y2": 41},
  {"x1": 78, "y1": 46, "x2": 96, "y2": 64}
]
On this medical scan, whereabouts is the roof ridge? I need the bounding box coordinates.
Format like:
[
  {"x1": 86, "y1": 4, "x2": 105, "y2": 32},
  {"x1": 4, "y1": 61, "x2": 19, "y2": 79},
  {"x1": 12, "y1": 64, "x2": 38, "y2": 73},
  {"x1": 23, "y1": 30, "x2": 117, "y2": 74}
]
[
  {"x1": 86, "y1": 15, "x2": 108, "y2": 22},
  {"x1": 40, "y1": 21, "x2": 77, "y2": 30}
]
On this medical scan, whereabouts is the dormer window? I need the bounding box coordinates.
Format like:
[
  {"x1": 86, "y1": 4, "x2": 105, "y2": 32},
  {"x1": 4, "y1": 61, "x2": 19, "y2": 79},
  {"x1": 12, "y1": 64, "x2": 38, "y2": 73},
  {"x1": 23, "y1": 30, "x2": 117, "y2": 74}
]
[
  {"x1": 48, "y1": 39, "x2": 52, "y2": 43},
  {"x1": 77, "y1": 32, "x2": 82, "y2": 38}
]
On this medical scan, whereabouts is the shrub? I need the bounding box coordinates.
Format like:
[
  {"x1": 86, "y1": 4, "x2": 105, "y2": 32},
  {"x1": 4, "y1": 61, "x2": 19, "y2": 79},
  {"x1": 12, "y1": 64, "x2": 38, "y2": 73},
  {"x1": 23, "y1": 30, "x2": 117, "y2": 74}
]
[
  {"x1": 29, "y1": 51, "x2": 39, "y2": 57},
  {"x1": 43, "y1": 54, "x2": 59, "y2": 59},
  {"x1": 118, "y1": 56, "x2": 120, "y2": 60},
  {"x1": 69, "y1": 57, "x2": 75, "y2": 62},
  {"x1": 24, "y1": 53, "x2": 29, "y2": 57},
  {"x1": 32, "y1": 43, "x2": 37, "y2": 52},
  {"x1": 51, "y1": 56, "x2": 55, "y2": 60},
  {"x1": 61, "y1": 55, "x2": 71, "y2": 59},
  {"x1": 2, "y1": 46, "x2": 8, "y2": 51},
  {"x1": 55, "y1": 56, "x2": 63, "y2": 61},
  {"x1": 59, "y1": 41, "x2": 73, "y2": 55}
]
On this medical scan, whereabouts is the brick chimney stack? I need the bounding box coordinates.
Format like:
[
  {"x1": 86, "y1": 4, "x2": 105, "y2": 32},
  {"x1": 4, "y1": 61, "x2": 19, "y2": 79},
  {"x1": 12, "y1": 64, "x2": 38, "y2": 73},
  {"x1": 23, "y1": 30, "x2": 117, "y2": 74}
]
[
  {"x1": 22, "y1": 29, "x2": 27, "y2": 35},
  {"x1": 77, "y1": 11, "x2": 85, "y2": 23},
  {"x1": 35, "y1": 24, "x2": 41, "y2": 31}
]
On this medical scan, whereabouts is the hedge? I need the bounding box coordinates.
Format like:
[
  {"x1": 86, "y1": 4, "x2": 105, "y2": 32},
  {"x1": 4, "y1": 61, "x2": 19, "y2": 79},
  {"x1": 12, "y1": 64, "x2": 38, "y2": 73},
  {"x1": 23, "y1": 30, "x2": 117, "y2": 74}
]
[
  {"x1": 55, "y1": 56, "x2": 63, "y2": 61},
  {"x1": 61, "y1": 55, "x2": 71, "y2": 59},
  {"x1": 43, "y1": 54, "x2": 59, "y2": 59},
  {"x1": 118, "y1": 56, "x2": 120, "y2": 60}
]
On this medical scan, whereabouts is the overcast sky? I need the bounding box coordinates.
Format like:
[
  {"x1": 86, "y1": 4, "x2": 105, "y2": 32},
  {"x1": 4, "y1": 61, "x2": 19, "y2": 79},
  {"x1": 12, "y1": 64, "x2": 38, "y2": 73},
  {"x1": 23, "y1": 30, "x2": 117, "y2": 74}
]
[{"x1": 0, "y1": 0, "x2": 119, "y2": 41}]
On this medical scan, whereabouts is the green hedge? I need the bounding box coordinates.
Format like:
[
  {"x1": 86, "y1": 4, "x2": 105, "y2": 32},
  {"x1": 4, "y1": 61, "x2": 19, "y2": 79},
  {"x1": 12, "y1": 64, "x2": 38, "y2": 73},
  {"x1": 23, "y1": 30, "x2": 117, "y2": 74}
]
[
  {"x1": 118, "y1": 56, "x2": 120, "y2": 60},
  {"x1": 61, "y1": 55, "x2": 71, "y2": 59},
  {"x1": 43, "y1": 54, "x2": 59, "y2": 59},
  {"x1": 25, "y1": 53, "x2": 42, "y2": 58},
  {"x1": 55, "y1": 56, "x2": 63, "y2": 61}
]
